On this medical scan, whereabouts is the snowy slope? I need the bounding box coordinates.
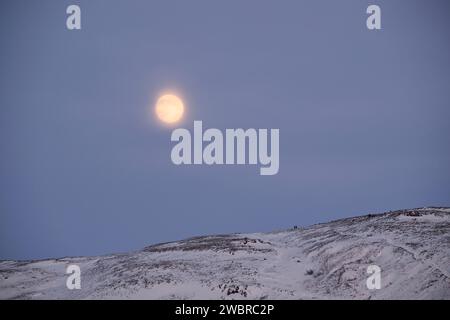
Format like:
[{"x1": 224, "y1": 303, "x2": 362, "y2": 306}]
[{"x1": 0, "y1": 207, "x2": 449, "y2": 299}]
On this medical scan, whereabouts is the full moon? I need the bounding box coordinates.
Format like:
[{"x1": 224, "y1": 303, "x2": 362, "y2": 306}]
[{"x1": 155, "y1": 94, "x2": 185, "y2": 124}]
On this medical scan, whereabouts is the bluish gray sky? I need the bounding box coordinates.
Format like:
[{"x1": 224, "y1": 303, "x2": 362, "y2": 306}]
[{"x1": 1, "y1": 0, "x2": 449, "y2": 260}]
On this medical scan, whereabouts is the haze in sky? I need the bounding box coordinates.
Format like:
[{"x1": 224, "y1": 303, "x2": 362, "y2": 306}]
[{"x1": 1, "y1": 0, "x2": 449, "y2": 259}]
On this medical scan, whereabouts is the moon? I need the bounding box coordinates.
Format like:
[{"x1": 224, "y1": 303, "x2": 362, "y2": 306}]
[{"x1": 155, "y1": 94, "x2": 185, "y2": 124}]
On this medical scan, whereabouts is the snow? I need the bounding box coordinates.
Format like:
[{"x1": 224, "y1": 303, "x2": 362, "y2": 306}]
[{"x1": 0, "y1": 207, "x2": 449, "y2": 300}]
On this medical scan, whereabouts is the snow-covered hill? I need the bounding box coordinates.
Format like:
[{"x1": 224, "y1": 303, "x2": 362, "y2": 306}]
[{"x1": 1, "y1": 207, "x2": 449, "y2": 299}]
